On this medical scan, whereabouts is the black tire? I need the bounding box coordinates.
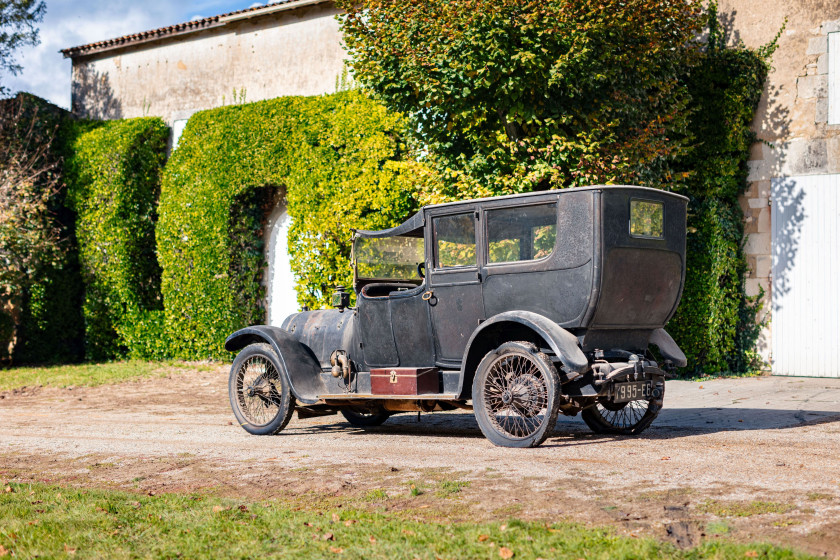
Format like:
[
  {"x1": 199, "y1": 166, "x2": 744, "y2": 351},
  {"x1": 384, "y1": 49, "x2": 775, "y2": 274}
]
[
  {"x1": 581, "y1": 391, "x2": 663, "y2": 435},
  {"x1": 229, "y1": 343, "x2": 295, "y2": 435},
  {"x1": 341, "y1": 408, "x2": 392, "y2": 427},
  {"x1": 472, "y1": 341, "x2": 561, "y2": 448}
]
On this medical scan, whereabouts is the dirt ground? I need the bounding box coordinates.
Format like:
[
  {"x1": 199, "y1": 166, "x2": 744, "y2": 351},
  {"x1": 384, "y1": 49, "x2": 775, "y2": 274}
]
[{"x1": 2, "y1": 366, "x2": 840, "y2": 558}]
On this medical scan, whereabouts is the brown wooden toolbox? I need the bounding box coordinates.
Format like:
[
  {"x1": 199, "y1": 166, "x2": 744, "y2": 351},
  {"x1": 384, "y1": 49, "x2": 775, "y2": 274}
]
[{"x1": 370, "y1": 367, "x2": 440, "y2": 395}]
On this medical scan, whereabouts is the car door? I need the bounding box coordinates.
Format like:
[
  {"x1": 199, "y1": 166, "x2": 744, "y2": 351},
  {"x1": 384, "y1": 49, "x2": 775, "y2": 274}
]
[{"x1": 426, "y1": 208, "x2": 485, "y2": 365}]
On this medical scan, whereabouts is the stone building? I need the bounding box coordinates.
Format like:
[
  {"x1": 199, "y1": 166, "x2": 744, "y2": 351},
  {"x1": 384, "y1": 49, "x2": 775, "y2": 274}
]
[
  {"x1": 61, "y1": 0, "x2": 345, "y2": 325},
  {"x1": 722, "y1": 0, "x2": 840, "y2": 377},
  {"x1": 61, "y1": 0, "x2": 840, "y2": 376}
]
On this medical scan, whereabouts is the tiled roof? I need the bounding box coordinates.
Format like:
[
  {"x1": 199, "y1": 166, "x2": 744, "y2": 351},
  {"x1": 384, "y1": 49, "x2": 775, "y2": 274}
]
[{"x1": 61, "y1": 0, "x2": 331, "y2": 58}]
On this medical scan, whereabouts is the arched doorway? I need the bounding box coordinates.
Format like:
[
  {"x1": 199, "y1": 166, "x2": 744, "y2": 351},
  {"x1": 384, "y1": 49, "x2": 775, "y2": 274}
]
[{"x1": 264, "y1": 198, "x2": 299, "y2": 325}]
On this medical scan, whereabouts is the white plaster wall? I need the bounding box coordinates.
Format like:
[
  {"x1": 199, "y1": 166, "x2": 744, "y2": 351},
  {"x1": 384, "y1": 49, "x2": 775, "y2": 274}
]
[
  {"x1": 71, "y1": 3, "x2": 347, "y2": 124},
  {"x1": 264, "y1": 199, "x2": 298, "y2": 326}
]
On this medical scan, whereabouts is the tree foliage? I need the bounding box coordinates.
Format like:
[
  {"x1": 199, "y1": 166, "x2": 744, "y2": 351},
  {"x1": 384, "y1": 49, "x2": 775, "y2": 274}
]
[
  {"x1": 0, "y1": 93, "x2": 69, "y2": 364},
  {"x1": 338, "y1": 0, "x2": 704, "y2": 201},
  {"x1": 0, "y1": 0, "x2": 45, "y2": 94}
]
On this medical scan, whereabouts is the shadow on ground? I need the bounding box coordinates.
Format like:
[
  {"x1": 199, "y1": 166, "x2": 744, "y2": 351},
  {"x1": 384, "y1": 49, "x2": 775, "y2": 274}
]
[{"x1": 291, "y1": 406, "x2": 840, "y2": 444}]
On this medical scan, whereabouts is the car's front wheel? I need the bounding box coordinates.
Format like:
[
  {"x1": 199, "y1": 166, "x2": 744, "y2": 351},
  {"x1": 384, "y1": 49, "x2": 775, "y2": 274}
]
[
  {"x1": 472, "y1": 341, "x2": 561, "y2": 448},
  {"x1": 229, "y1": 343, "x2": 295, "y2": 435}
]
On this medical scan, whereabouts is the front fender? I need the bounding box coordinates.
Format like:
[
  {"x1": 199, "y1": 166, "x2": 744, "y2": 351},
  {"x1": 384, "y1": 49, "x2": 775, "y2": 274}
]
[
  {"x1": 457, "y1": 311, "x2": 590, "y2": 398},
  {"x1": 225, "y1": 325, "x2": 325, "y2": 404}
]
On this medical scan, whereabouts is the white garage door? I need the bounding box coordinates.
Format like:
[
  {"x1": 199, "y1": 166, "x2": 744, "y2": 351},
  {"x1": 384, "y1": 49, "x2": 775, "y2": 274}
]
[{"x1": 771, "y1": 174, "x2": 840, "y2": 377}]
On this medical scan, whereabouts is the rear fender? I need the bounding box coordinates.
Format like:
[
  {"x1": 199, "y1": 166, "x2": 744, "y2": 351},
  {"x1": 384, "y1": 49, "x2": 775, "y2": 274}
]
[
  {"x1": 225, "y1": 325, "x2": 325, "y2": 404},
  {"x1": 649, "y1": 328, "x2": 687, "y2": 368},
  {"x1": 458, "y1": 311, "x2": 590, "y2": 399}
]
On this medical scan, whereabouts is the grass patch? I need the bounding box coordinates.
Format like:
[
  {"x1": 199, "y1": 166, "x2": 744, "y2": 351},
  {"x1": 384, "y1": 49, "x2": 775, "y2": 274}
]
[
  {"x1": 364, "y1": 489, "x2": 388, "y2": 502},
  {"x1": 407, "y1": 482, "x2": 424, "y2": 497},
  {"x1": 0, "y1": 360, "x2": 218, "y2": 391},
  {"x1": 436, "y1": 480, "x2": 470, "y2": 498},
  {"x1": 698, "y1": 499, "x2": 796, "y2": 517},
  {"x1": 806, "y1": 492, "x2": 834, "y2": 501},
  {"x1": 0, "y1": 482, "x2": 816, "y2": 560},
  {"x1": 705, "y1": 520, "x2": 731, "y2": 535}
]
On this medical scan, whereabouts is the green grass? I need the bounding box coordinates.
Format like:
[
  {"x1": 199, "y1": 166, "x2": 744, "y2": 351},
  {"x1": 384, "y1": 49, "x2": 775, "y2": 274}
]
[
  {"x1": 0, "y1": 360, "x2": 219, "y2": 391},
  {"x1": 805, "y1": 492, "x2": 834, "y2": 501},
  {"x1": 364, "y1": 489, "x2": 389, "y2": 502},
  {"x1": 436, "y1": 479, "x2": 470, "y2": 498},
  {"x1": 0, "y1": 483, "x2": 815, "y2": 560},
  {"x1": 698, "y1": 499, "x2": 796, "y2": 518}
]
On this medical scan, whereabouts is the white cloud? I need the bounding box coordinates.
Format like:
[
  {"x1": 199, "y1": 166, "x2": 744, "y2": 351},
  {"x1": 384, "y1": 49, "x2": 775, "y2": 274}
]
[{"x1": 4, "y1": 1, "x2": 254, "y2": 109}]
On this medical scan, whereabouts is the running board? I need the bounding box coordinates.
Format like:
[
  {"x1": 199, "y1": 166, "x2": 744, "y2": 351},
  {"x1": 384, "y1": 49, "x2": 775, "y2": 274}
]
[{"x1": 316, "y1": 393, "x2": 460, "y2": 401}]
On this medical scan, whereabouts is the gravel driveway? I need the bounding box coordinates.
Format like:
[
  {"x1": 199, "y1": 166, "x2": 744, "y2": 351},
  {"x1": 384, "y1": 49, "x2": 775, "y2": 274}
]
[{"x1": 2, "y1": 368, "x2": 840, "y2": 556}]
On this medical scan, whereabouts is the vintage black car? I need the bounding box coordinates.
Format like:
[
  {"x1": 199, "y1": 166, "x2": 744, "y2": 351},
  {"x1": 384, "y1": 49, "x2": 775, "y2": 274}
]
[{"x1": 225, "y1": 186, "x2": 688, "y2": 448}]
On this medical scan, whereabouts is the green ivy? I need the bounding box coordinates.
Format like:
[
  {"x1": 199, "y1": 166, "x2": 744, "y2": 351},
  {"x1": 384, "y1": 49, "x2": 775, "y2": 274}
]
[
  {"x1": 668, "y1": 5, "x2": 779, "y2": 374},
  {"x1": 157, "y1": 91, "x2": 421, "y2": 360},
  {"x1": 61, "y1": 117, "x2": 168, "y2": 361}
]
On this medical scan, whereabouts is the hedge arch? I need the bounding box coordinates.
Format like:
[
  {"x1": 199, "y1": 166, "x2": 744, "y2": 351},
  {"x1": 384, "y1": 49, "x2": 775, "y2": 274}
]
[
  {"x1": 62, "y1": 117, "x2": 169, "y2": 360},
  {"x1": 157, "y1": 91, "x2": 422, "y2": 360}
]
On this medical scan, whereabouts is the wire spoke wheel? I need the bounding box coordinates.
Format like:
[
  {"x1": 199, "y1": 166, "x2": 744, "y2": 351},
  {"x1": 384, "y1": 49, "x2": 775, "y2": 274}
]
[
  {"x1": 236, "y1": 355, "x2": 283, "y2": 426},
  {"x1": 485, "y1": 356, "x2": 547, "y2": 438},
  {"x1": 581, "y1": 386, "x2": 663, "y2": 436},
  {"x1": 473, "y1": 341, "x2": 560, "y2": 448},
  {"x1": 228, "y1": 343, "x2": 294, "y2": 435}
]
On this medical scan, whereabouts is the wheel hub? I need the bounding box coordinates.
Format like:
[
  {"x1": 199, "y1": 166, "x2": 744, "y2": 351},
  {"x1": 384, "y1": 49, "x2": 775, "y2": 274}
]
[{"x1": 501, "y1": 390, "x2": 513, "y2": 404}]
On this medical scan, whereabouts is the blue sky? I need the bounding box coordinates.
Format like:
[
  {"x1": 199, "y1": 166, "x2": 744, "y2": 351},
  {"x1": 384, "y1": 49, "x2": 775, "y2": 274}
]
[{"x1": 4, "y1": 0, "x2": 265, "y2": 109}]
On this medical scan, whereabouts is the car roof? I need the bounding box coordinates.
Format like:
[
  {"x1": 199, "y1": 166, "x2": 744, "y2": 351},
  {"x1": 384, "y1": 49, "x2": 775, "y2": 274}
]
[
  {"x1": 353, "y1": 185, "x2": 688, "y2": 238},
  {"x1": 424, "y1": 184, "x2": 688, "y2": 210}
]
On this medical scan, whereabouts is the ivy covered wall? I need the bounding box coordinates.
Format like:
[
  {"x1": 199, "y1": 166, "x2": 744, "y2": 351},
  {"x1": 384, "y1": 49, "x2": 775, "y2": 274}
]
[
  {"x1": 61, "y1": 118, "x2": 168, "y2": 360},
  {"x1": 157, "y1": 91, "x2": 421, "y2": 360},
  {"x1": 667, "y1": 12, "x2": 778, "y2": 374}
]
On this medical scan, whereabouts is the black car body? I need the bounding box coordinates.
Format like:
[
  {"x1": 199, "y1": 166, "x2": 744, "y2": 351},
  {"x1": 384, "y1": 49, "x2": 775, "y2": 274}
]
[{"x1": 226, "y1": 185, "x2": 688, "y2": 447}]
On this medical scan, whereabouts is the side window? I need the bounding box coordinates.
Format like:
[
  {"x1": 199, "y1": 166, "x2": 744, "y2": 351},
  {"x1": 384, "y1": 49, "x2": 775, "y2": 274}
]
[
  {"x1": 486, "y1": 203, "x2": 557, "y2": 264},
  {"x1": 434, "y1": 213, "x2": 476, "y2": 268},
  {"x1": 629, "y1": 199, "x2": 664, "y2": 239}
]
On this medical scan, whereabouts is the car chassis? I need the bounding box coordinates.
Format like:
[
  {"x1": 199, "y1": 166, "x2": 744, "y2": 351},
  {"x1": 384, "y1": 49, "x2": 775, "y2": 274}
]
[{"x1": 225, "y1": 185, "x2": 688, "y2": 448}]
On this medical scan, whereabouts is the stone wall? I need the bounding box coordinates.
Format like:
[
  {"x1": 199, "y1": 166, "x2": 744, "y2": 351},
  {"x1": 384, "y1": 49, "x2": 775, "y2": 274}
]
[
  {"x1": 719, "y1": 1, "x2": 840, "y2": 362},
  {"x1": 69, "y1": 3, "x2": 347, "y2": 127}
]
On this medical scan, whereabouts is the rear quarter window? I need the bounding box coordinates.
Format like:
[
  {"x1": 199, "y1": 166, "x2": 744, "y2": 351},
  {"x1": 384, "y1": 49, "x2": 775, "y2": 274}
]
[{"x1": 629, "y1": 199, "x2": 664, "y2": 239}]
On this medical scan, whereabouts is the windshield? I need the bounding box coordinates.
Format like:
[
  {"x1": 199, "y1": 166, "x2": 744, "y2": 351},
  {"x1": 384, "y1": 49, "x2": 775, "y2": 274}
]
[{"x1": 354, "y1": 236, "x2": 424, "y2": 282}]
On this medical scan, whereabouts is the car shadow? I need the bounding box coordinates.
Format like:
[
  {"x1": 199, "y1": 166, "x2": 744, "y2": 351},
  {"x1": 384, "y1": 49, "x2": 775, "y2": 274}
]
[{"x1": 288, "y1": 406, "x2": 840, "y2": 444}]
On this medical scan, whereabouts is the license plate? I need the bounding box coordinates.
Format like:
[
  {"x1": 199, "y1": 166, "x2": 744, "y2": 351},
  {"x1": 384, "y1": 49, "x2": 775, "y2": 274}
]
[{"x1": 612, "y1": 381, "x2": 652, "y2": 403}]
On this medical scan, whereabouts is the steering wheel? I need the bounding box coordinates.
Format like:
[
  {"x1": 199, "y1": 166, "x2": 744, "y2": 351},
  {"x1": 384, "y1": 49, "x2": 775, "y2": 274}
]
[{"x1": 417, "y1": 262, "x2": 426, "y2": 279}]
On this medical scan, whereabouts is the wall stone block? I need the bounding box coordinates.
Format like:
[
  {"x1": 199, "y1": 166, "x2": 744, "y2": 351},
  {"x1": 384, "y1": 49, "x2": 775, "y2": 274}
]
[
  {"x1": 744, "y1": 232, "x2": 771, "y2": 256},
  {"x1": 796, "y1": 74, "x2": 827, "y2": 99},
  {"x1": 807, "y1": 35, "x2": 827, "y2": 55}
]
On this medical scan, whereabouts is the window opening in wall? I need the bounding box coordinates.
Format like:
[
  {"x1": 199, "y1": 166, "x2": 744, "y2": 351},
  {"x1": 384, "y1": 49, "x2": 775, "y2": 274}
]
[{"x1": 172, "y1": 119, "x2": 189, "y2": 149}]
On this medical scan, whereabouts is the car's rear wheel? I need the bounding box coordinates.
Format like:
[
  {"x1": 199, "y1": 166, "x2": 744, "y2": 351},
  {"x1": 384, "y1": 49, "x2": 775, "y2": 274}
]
[
  {"x1": 341, "y1": 407, "x2": 391, "y2": 427},
  {"x1": 472, "y1": 341, "x2": 561, "y2": 448},
  {"x1": 581, "y1": 394, "x2": 662, "y2": 435},
  {"x1": 229, "y1": 343, "x2": 295, "y2": 435}
]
